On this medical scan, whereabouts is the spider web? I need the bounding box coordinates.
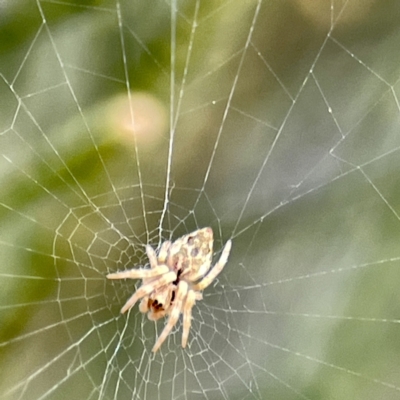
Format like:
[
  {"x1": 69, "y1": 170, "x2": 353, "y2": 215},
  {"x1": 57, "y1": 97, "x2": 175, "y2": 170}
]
[{"x1": 1, "y1": 0, "x2": 400, "y2": 399}]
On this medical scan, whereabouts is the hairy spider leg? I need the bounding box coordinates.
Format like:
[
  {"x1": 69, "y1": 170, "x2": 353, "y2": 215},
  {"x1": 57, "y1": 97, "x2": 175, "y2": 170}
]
[
  {"x1": 181, "y1": 290, "x2": 197, "y2": 348},
  {"x1": 152, "y1": 280, "x2": 189, "y2": 352},
  {"x1": 192, "y1": 239, "x2": 232, "y2": 291},
  {"x1": 146, "y1": 241, "x2": 171, "y2": 269},
  {"x1": 157, "y1": 240, "x2": 171, "y2": 264},
  {"x1": 136, "y1": 242, "x2": 170, "y2": 313},
  {"x1": 107, "y1": 264, "x2": 169, "y2": 280},
  {"x1": 120, "y1": 271, "x2": 176, "y2": 314}
]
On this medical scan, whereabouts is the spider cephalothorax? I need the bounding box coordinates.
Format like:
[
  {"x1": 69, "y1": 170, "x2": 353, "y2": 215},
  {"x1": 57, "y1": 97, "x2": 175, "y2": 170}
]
[{"x1": 107, "y1": 227, "x2": 232, "y2": 352}]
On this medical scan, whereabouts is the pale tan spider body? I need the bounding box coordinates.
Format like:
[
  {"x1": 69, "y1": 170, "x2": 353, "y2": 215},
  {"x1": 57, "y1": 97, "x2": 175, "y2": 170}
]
[{"x1": 107, "y1": 227, "x2": 232, "y2": 352}]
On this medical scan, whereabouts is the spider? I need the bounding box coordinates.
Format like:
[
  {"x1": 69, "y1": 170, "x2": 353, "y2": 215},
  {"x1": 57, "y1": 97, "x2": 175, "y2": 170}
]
[{"x1": 107, "y1": 227, "x2": 232, "y2": 352}]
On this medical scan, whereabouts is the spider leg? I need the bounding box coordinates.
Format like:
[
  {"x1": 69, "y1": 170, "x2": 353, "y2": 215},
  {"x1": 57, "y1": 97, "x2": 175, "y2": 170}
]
[
  {"x1": 107, "y1": 264, "x2": 169, "y2": 280},
  {"x1": 152, "y1": 281, "x2": 188, "y2": 352},
  {"x1": 146, "y1": 241, "x2": 170, "y2": 268},
  {"x1": 181, "y1": 289, "x2": 197, "y2": 348},
  {"x1": 120, "y1": 271, "x2": 176, "y2": 314},
  {"x1": 157, "y1": 241, "x2": 171, "y2": 264},
  {"x1": 146, "y1": 244, "x2": 159, "y2": 269},
  {"x1": 192, "y1": 239, "x2": 232, "y2": 291},
  {"x1": 139, "y1": 297, "x2": 149, "y2": 313},
  {"x1": 194, "y1": 292, "x2": 203, "y2": 301}
]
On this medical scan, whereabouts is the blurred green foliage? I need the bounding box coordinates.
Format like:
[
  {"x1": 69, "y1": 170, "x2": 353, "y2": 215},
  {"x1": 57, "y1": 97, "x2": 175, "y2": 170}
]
[{"x1": 2, "y1": 1, "x2": 400, "y2": 399}]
